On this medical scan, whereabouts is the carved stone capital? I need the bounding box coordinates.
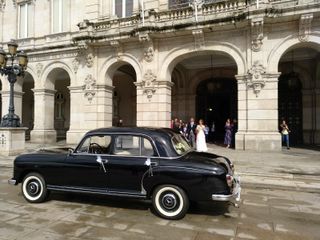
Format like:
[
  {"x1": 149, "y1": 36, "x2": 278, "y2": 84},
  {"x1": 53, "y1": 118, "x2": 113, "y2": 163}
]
[
  {"x1": 83, "y1": 74, "x2": 96, "y2": 103},
  {"x1": 192, "y1": 29, "x2": 205, "y2": 49},
  {"x1": 299, "y1": 13, "x2": 313, "y2": 42},
  {"x1": 13, "y1": 0, "x2": 36, "y2": 7},
  {"x1": 247, "y1": 61, "x2": 266, "y2": 97},
  {"x1": 251, "y1": 18, "x2": 264, "y2": 52}
]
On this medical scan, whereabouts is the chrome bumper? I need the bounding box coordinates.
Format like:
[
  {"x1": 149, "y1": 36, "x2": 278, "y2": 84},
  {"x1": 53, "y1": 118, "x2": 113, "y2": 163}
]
[
  {"x1": 8, "y1": 179, "x2": 17, "y2": 185},
  {"x1": 211, "y1": 175, "x2": 241, "y2": 202}
]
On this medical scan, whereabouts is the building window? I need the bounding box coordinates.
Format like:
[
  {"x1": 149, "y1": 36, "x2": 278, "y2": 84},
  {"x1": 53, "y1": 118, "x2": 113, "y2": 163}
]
[
  {"x1": 18, "y1": 2, "x2": 33, "y2": 38},
  {"x1": 169, "y1": 0, "x2": 191, "y2": 9},
  {"x1": 52, "y1": 0, "x2": 68, "y2": 33},
  {"x1": 113, "y1": 0, "x2": 133, "y2": 18}
]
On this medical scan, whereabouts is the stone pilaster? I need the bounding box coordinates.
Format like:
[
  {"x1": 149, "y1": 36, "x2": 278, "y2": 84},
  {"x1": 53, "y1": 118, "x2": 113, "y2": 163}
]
[
  {"x1": 235, "y1": 74, "x2": 281, "y2": 151},
  {"x1": 30, "y1": 89, "x2": 57, "y2": 143},
  {"x1": 136, "y1": 80, "x2": 173, "y2": 128},
  {"x1": 66, "y1": 86, "x2": 87, "y2": 144}
]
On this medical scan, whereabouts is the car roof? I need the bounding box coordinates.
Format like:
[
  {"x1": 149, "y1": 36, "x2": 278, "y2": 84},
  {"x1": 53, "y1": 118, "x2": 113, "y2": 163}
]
[{"x1": 86, "y1": 127, "x2": 178, "y2": 138}]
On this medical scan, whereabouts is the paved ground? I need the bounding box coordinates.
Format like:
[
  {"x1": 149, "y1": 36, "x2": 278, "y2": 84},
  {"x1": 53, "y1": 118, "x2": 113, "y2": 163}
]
[{"x1": 1, "y1": 167, "x2": 320, "y2": 240}]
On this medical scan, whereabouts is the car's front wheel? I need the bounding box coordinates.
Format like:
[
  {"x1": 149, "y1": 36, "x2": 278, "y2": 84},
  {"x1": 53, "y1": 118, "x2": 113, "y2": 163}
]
[
  {"x1": 21, "y1": 173, "x2": 48, "y2": 203},
  {"x1": 152, "y1": 185, "x2": 189, "y2": 220}
]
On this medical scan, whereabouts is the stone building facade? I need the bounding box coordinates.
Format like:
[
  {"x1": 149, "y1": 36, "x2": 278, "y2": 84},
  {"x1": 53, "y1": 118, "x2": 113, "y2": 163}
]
[{"x1": 0, "y1": 0, "x2": 319, "y2": 150}]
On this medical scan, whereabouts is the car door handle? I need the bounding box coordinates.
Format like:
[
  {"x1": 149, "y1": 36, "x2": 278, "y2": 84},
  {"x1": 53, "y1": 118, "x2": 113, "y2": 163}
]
[
  {"x1": 150, "y1": 162, "x2": 158, "y2": 167},
  {"x1": 96, "y1": 156, "x2": 107, "y2": 173}
]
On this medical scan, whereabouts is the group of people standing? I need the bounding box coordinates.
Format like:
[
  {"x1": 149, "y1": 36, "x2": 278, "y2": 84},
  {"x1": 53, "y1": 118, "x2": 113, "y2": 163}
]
[{"x1": 171, "y1": 117, "x2": 236, "y2": 152}]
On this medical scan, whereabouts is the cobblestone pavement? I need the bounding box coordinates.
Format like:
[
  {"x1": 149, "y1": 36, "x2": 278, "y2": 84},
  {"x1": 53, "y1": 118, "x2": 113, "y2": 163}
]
[{"x1": 1, "y1": 168, "x2": 320, "y2": 240}]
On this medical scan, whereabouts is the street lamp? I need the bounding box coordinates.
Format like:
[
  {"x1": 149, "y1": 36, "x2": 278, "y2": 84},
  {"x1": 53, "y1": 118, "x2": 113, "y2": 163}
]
[{"x1": 0, "y1": 40, "x2": 28, "y2": 127}]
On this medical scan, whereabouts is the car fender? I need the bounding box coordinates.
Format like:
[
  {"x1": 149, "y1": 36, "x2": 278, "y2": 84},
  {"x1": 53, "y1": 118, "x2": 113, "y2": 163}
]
[{"x1": 142, "y1": 165, "x2": 227, "y2": 201}]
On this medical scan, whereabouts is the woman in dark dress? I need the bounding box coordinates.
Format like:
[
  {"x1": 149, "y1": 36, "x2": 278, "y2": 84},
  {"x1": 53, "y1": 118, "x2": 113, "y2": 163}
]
[{"x1": 224, "y1": 119, "x2": 233, "y2": 148}]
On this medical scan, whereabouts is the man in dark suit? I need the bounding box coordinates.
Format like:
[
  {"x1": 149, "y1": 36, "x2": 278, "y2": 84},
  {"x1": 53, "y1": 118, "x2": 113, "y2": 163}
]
[{"x1": 186, "y1": 117, "x2": 197, "y2": 148}]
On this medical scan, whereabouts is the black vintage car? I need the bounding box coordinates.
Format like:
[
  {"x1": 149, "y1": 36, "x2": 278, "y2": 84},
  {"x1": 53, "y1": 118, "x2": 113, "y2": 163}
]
[{"x1": 8, "y1": 127, "x2": 241, "y2": 219}]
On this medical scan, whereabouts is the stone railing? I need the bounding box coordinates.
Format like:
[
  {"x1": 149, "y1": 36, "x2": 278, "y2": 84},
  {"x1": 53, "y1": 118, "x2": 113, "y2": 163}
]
[
  {"x1": 94, "y1": 15, "x2": 140, "y2": 31},
  {"x1": 154, "y1": 6, "x2": 194, "y2": 22},
  {"x1": 202, "y1": 0, "x2": 248, "y2": 15}
]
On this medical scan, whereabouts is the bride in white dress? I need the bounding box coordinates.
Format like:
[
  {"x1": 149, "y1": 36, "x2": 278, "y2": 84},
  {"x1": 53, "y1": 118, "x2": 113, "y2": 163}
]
[{"x1": 196, "y1": 119, "x2": 208, "y2": 152}]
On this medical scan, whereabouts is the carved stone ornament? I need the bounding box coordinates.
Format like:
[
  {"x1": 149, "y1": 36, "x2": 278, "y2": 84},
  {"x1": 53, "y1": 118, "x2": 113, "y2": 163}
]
[
  {"x1": 13, "y1": 0, "x2": 36, "y2": 8},
  {"x1": 192, "y1": 29, "x2": 205, "y2": 49},
  {"x1": 35, "y1": 63, "x2": 43, "y2": 78},
  {"x1": 86, "y1": 53, "x2": 94, "y2": 68},
  {"x1": 142, "y1": 70, "x2": 156, "y2": 99},
  {"x1": 139, "y1": 33, "x2": 154, "y2": 62},
  {"x1": 0, "y1": 0, "x2": 6, "y2": 11},
  {"x1": 72, "y1": 58, "x2": 80, "y2": 74},
  {"x1": 247, "y1": 61, "x2": 266, "y2": 97},
  {"x1": 144, "y1": 46, "x2": 154, "y2": 63},
  {"x1": 0, "y1": 133, "x2": 6, "y2": 146},
  {"x1": 110, "y1": 40, "x2": 123, "y2": 59},
  {"x1": 251, "y1": 18, "x2": 264, "y2": 52},
  {"x1": 83, "y1": 74, "x2": 96, "y2": 103},
  {"x1": 299, "y1": 13, "x2": 313, "y2": 42}
]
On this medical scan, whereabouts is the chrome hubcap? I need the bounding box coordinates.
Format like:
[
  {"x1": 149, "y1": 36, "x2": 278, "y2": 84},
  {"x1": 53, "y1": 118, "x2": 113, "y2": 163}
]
[
  {"x1": 161, "y1": 193, "x2": 177, "y2": 210},
  {"x1": 27, "y1": 181, "x2": 40, "y2": 196}
]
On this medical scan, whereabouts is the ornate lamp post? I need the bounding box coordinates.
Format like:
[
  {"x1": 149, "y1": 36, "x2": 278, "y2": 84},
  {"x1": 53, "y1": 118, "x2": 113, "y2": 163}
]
[{"x1": 0, "y1": 40, "x2": 28, "y2": 127}]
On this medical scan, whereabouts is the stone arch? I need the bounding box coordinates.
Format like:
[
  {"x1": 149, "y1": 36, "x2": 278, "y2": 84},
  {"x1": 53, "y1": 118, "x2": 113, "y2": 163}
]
[
  {"x1": 189, "y1": 68, "x2": 237, "y2": 95},
  {"x1": 41, "y1": 61, "x2": 74, "y2": 89},
  {"x1": 267, "y1": 33, "x2": 320, "y2": 73},
  {"x1": 158, "y1": 41, "x2": 246, "y2": 81},
  {"x1": 99, "y1": 54, "x2": 142, "y2": 85}
]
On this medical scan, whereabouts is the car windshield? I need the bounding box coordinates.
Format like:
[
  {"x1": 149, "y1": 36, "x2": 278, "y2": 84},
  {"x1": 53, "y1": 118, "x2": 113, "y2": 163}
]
[{"x1": 171, "y1": 133, "x2": 192, "y2": 155}]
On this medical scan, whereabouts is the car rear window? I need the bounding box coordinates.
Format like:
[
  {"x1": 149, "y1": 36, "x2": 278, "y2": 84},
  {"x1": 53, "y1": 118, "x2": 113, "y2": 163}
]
[{"x1": 171, "y1": 133, "x2": 191, "y2": 155}]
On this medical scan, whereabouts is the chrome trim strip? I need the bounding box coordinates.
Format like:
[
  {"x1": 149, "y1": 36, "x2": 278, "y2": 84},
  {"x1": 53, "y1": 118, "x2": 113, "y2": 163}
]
[
  {"x1": 8, "y1": 179, "x2": 17, "y2": 185},
  {"x1": 47, "y1": 185, "x2": 147, "y2": 199}
]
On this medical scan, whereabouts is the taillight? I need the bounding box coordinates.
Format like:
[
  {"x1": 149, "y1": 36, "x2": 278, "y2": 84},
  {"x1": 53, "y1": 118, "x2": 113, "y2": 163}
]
[{"x1": 226, "y1": 174, "x2": 233, "y2": 187}]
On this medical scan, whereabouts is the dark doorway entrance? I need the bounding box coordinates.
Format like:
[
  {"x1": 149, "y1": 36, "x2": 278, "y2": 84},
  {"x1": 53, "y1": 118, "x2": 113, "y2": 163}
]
[
  {"x1": 278, "y1": 73, "x2": 303, "y2": 145},
  {"x1": 196, "y1": 78, "x2": 237, "y2": 143}
]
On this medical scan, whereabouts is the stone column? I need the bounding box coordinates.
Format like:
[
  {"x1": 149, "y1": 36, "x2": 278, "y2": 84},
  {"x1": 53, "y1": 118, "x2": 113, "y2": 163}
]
[
  {"x1": 315, "y1": 88, "x2": 320, "y2": 144},
  {"x1": 66, "y1": 86, "x2": 87, "y2": 144},
  {"x1": 94, "y1": 84, "x2": 114, "y2": 128},
  {"x1": 136, "y1": 80, "x2": 173, "y2": 128},
  {"x1": 30, "y1": 89, "x2": 57, "y2": 143},
  {"x1": 235, "y1": 75, "x2": 248, "y2": 150},
  {"x1": 235, "y1": 73, "x2": 281, "y2": 151},
  {"x1": 302, "y1": 88, "x2": 313, "y2": 144}
]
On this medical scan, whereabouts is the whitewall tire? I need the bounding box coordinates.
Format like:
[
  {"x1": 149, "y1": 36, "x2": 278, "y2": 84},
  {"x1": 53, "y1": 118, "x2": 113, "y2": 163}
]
[
  {"x1": 21, "y1": 173, "x2": 48, "y2": 203},
  {"x1": 152, "y1": 185, "x2": 189, "y2": 220}
]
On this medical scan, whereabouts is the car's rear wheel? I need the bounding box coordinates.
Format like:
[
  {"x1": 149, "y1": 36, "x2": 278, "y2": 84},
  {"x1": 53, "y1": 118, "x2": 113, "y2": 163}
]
[
  {"x1": 21, "y1": 173, "x2": 48, "y2": 203},
  {"x1": 152, "y1": 185, "x2": 189, "y2": 220}
]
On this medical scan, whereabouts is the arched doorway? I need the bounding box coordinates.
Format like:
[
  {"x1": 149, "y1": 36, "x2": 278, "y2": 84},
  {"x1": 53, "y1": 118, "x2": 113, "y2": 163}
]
[
  {"x1": 22, "y1": 72, "x2": 35, "y2": 140},
  {"x1": 171, "y1": 52, "x2": 238, "y2": 144},
  {"x1": 278, "y1": 47, "x2": 320, "y2": 146},
  {"x1": 47, "y1": 68, "x2": 71, "y2": 141},
  {"x1": 196, "y1": 78, "x2": 237, "y2": 142},
  {"x1": 112, "y1": 64, "x2": 136, "y2": 127}
]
